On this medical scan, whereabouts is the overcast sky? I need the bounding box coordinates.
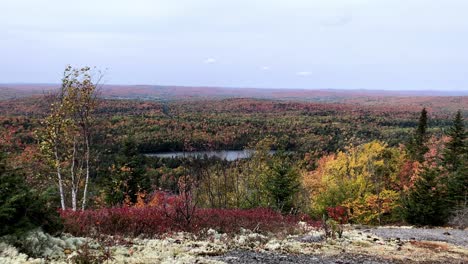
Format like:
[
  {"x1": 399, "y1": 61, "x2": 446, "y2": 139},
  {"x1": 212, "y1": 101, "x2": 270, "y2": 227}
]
[{"x1": 1, "y1": 0, "x2": 467, "y2": 90}]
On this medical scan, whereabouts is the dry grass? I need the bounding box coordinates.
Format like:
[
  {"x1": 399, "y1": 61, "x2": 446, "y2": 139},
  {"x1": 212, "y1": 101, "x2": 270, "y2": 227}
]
[{"x1": 409, "y1": 241, "x2": 449, "y2": 251}]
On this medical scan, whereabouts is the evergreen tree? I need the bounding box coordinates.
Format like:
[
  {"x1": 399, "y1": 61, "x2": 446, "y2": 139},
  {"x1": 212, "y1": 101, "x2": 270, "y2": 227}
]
[
  {"x1": 443, "y1": 110, "x2": 466, "y2": 172},
  {"x1": 408, "y1": 108, "x2": 429, "y2": 162},
  {"x1": 404, "y1": 167, "x2": 450, "y2": 226},
  {"x1": 265, "y1": 155, "x2": 300, "y2": 213},
  {"x1": 448, "y1": 161, "x2": 467, "y2": 207},
  {"x1": 443, "y1": 110, "x2": 467, "y2": 212},
  {"x1": 0, "y1": 153, "x2": 31, "y2": 235},
  {"x1": 0, "y1": 152, "x2": 61, "y2": 235}
]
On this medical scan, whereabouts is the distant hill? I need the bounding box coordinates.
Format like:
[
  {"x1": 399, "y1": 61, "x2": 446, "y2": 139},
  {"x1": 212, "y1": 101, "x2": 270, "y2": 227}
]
[
  {"x1": 1, "y1": 83, "x2": 467, "y2": 99},
  {"x1": 0, "y1": 84, "x2": 466, "y2": 114}
]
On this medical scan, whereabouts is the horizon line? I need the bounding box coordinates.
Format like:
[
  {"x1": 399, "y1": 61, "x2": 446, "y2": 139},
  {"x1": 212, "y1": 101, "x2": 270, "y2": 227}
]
[{"x1": 1, "y1": 82, "x2": 468, "y2": 93}]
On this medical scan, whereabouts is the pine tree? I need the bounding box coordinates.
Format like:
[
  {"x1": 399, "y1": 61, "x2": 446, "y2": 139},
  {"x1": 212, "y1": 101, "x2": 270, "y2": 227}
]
[
  {"x1": 404, "y1": 167, "x2": 450, "y2": 226},
  {"x1": 0, "y1": 152, "x2": 31, "y2": 235},
  {"x1": 408, "y1": 108, "x2": 429, "y2": 162},
  {"x1": 443, "y1": 110, "x2": 466, "y2": 172},
  {"x1": 443, "y1": 110, "x2": 467, "y2": 213},
  {"x1": 0, "y1": 152, "x2": 61, "y2": 235},
  {"x1": 265, "y1": 156, "x2": 300, "y2": 213}
]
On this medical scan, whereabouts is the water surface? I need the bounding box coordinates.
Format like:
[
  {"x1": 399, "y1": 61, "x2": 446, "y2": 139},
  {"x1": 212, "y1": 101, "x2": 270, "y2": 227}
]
[{"x1": 146, "y1": 150, "x2": 274, "y2": 161}]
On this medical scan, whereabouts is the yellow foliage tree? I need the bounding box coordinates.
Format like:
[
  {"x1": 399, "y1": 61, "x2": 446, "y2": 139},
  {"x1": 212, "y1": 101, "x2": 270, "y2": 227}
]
[{"x1": 303, "y1": 141, "x2": 405, "y2": 224}]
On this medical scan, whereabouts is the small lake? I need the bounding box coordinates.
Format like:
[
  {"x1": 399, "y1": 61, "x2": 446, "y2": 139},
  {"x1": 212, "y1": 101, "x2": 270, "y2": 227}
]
[{"x1": 146, "y1": 150, "x2": 275, "y2": 161}]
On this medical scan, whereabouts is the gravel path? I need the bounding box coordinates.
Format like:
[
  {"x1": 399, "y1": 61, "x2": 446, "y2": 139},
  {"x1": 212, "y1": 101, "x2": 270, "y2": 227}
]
[
  {"x1": 213, "y1": 228, "x2": 468, "y2": 263},
  {"x1": 368, "y1": 227, "x2": 468, "y2": 247},
  {"x1": 214, "y1": 250, "x2": 423, "y2": 264}
]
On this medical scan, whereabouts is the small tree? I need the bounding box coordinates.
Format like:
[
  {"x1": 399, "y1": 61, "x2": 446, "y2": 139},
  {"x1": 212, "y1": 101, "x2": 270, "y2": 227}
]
[
  {"x1": 265, "y1": 156, "x2": 300, "y2": 213},
  {"x1": 443, "y1": 110, "x2": 466, "y2": 172},
  {"x1": 407, "y1": 108, "x2": 429, "y2": 162},
  {"x1": 0, "y1": 152, "x2": 61, "y2": 235},
  {"x1": 38, "y1": 66, "x2": 100, "y2": 210},
  {"x1": 443, "y1": 110, "x2": 467, "y2": 225},
  {"x1": 239, "y1": 137, "x2": 276, "y2": 208},
  {"x1": 404, "y1": 167, "x2": 450, "y2": 226}
]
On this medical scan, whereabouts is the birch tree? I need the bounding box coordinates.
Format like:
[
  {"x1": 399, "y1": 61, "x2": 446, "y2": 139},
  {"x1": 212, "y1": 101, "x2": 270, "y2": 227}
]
[{"x1": 39, "y1": 66, "x2": 99, "y2": 210}]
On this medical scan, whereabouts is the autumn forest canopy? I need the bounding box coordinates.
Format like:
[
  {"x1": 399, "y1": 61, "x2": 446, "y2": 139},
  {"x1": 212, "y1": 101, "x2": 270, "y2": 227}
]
[{"x1": 0, "y1": 67, "x2": 467, "y2": 239}]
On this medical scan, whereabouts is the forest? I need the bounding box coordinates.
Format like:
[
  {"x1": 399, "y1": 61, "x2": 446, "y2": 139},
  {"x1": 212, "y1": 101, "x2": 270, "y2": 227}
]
[{"x1": 0, "y1": 68, "x2": 467, "y2": 262}]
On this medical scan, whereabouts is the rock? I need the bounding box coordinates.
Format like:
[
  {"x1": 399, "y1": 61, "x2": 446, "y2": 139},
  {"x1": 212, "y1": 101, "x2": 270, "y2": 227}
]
[
  {"x1": 297, "y1": 234, "x2": 323, "y2": 243},
  {"x1": 67, "y1": 251, "x2": 79, "y2": 261},
  {"x1": 264, "y1": 240, "x2": 282, "y2": 251}
]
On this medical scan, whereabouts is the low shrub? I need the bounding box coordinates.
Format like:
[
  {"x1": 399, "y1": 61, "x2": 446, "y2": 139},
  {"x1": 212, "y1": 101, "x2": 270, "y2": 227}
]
[
  {"x1": 60, "y1": 205, "x2": 319, "y2": 238},
  {"x1": 448, "y1": 206, "x2": 468, "y2": 229},
  {"x1": 322, "y1": 206, "x2": 348, "y2": 239},
  {"x1": 326, "y1": 206, "x2": 349, "y2": 224}
]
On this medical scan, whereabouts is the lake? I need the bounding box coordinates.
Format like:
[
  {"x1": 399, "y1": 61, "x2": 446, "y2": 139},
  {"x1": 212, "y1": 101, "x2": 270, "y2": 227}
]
[{"x1": 146, "y1": 150, "x2": 275, "y2": 161}]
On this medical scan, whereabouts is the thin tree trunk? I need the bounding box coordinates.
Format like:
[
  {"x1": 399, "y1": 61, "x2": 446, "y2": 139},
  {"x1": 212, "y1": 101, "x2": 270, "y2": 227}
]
[
  {"x1": 71, "y1": 138, "x2": 77, "y2": 211},
  {"x1": 54, "y1": 144, "x2": 66, "y2": 210},
  {"x1": 81, "y1": 135, "x2": 90, "y2": 210}
]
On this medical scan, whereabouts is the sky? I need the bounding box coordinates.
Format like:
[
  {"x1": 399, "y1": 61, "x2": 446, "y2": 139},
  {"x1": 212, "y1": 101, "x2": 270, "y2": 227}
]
[{"x1": 1, "y1": 0, "x2": 468, "y2": 90}]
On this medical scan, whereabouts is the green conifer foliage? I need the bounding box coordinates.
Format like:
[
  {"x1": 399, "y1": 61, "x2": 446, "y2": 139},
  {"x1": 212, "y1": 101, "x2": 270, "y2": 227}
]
[
  {"x1": 265, "y1": 154, "x2": 300, "y2": 213},
  {"x1": 0, "y1": 153, "x2": 61, "y2": 235},
  {"x1": 404, "y1": 167, "x2": 450, "y2": 226},
  {"x1": 408, "y1": 108, "x2": 429, "y2": 162},
  {"x1": 443, "y1": 110, "x2": 467, "y2": 214},
  {"x1": 443, "y1": 110, "x2": 466, "y2": 172}
]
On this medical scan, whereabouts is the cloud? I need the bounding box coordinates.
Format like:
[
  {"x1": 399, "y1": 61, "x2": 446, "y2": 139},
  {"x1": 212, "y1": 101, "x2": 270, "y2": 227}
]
[
  {"x1": 321, "y1": 12, "x2": 352, "y2": 27},
  {"x1": 260, "y1": 66, "x2": 270, "y2": 71},
  {"x1": 203, "y1": 58, "x2": 216, "y2": 64},
  {"x1": 296, "y1": 71, "x2": 312, "y2": 76}
]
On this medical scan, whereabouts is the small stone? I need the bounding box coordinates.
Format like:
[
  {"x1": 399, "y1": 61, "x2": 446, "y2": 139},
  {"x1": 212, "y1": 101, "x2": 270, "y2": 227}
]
[{"x1": 298, "y1": 235, "x2": 323, "y2": 243}]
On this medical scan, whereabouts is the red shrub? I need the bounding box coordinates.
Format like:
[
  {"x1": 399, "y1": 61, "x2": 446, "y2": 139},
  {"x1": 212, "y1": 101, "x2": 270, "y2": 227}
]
[
  {"x1": 60, "y1": 205, "x2": 319, "y2": 237},
  {"x1": 326, "y1": 206, "x2": 349, "y2": 224}
]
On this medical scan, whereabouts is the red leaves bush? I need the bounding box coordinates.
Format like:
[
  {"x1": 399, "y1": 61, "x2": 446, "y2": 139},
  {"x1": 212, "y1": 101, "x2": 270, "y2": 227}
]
[
  {"x1": 326, "y1": 206, "x2": 349, "y2": 224},
  {"x1": 60, "y1": 207, "x2": 317, "y2": 237}
]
